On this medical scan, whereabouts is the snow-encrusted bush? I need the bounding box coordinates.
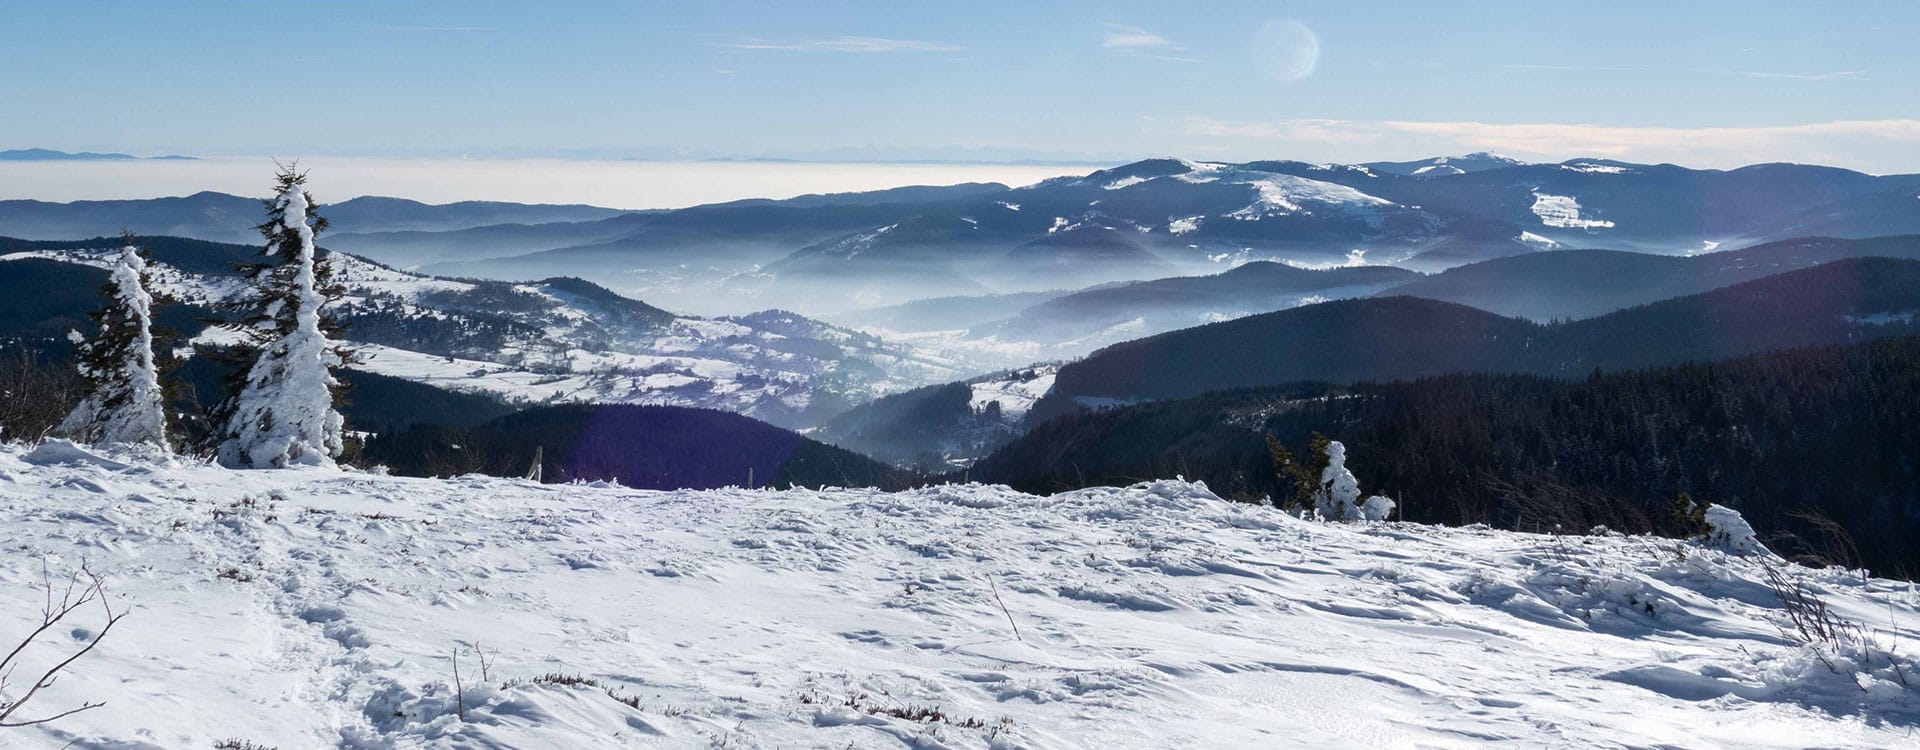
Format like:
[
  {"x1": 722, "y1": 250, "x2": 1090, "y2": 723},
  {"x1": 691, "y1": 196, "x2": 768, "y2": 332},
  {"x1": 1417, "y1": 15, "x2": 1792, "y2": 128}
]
[
  {"x1": 1315, "y1": 441, "x2": 1361, "y2": 520},
  {"x1": 1359, "y1": 494, "x2": 1397, "y2": 522},
  {"x1": 1702, "y1": 504, "x2": 1765, "y2": 555},
  {"x1": 1314, "y1": 441, "x2": 1394, "y2": 522},
  {"x1": 55, "y1": 242, "x2": 171, "y2": 451}
]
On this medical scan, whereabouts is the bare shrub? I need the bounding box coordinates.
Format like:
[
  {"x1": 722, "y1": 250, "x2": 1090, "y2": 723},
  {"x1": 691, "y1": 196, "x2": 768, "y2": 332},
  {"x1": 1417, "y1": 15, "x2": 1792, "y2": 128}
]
[
  {"x1": 1760, "y1": 557, "x2": 1910, "y2": 688},
  {"x1": 1, "y1": 561, "x2": 127, "y2": 728}
]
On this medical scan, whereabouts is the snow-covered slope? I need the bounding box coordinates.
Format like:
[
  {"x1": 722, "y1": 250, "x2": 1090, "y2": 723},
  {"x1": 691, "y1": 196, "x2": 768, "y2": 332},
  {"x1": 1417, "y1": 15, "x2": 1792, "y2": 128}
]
[
  {"x1": 968, "y1": 365, "x2": 1056, "y2": 420},
  {"x1": 4, "y1": 443, "x2": 1915, "y2": 748},
  {"x1": 2, "y1": 244, "x2": 966, "y2": 428}
]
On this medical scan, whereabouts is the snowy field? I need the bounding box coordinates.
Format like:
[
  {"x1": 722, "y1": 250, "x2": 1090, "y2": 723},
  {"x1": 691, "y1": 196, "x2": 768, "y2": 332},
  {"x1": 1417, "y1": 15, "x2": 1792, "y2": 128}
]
[{"x1": 2, "y1": 443, "x2": 1917, "y2": 749}]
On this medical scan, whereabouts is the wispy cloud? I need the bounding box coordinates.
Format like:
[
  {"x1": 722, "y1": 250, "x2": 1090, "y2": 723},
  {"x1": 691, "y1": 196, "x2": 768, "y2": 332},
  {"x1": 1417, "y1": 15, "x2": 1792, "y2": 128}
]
[
  {"x1": 1100, "y1": 23, "x2": 1181, "y2": 50},
  {"x1": 721, "y1": 36, "x2": 964, "y2": 53},
  {"x1": 1499, "y1": 63, "x2": 1869, "y2": 81},
  {"x1": 1182, "y1": 117, "x2": 1920, "y2": 172},
  {"x1": 1099, "y1": 23, "x2": 1207, "y2": 63}
]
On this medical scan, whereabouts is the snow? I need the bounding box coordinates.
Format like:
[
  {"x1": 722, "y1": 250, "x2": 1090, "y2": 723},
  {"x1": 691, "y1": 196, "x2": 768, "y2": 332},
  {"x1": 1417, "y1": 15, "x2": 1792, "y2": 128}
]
[
  {"x1": 1560, "y1": 162, "x2": 1633, "y2": 175},
  {"x1": 21, "y1": 438, "x2": 131, "y2": 470},
  {"x1": 1, "y1": 248, "x2": 251, "y2": 305},
  {"x1": 1358, "y1": 495, "x2": 1395, "y2": 522},
  {"x1": 1316, "y1": 440, "x2": 1364, "y2": 521},
  {"x1": 1530, "y1": 191, "x2": 1616, "y2": 230},
  {"x1": 966, "y1": 365, "x2": 1057, "y2": 419},
  {"x1": 1703, "y1": 504, "x2": 1764, "y2": 555},
  {"x1": 1281, "y1": 249, "x2": 1370, "y2": 270},
  {"x1": 2, "y1": 444, "x2": 1916, "y2": 748},
  {"x1": 1517, "y1": 231, "x2": 1560, "y2": 248},
  {"x1": 1168, "y1": 161, "x2": 1228, "y2": 184},
  {"x1": 1227, "y1": 175, "x2": 1396, "y2": 221}
]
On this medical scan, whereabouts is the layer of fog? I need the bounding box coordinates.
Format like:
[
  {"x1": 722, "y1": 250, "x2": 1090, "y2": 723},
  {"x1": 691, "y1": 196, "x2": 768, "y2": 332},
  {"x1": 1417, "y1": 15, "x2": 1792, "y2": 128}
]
[{"x1": 0, "y1": 158, "x2": 1089, "y2": 209}]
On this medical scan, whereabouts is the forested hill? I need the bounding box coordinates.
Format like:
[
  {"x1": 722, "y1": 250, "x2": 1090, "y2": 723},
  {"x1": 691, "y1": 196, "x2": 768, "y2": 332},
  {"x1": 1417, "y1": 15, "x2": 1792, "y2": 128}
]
[
  {"x1": 1033, "y1": 257, "x2": 1920, "y2": 419},
  {"x1": 1386, "y1": 234, "x2": 1920, "y2": 321},
  {"x1": 360, "y1": 403, "x2": 914, "y2": 491},
  {"x1": 976, "y1": 334, "x2": 1920, "y2": 576}
]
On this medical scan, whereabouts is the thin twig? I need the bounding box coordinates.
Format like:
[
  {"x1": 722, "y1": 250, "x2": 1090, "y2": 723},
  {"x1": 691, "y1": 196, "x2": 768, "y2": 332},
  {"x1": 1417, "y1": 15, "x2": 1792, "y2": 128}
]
[
  {"x1": 473, "y1": 642, "x2": 494, "y2": 683},
  {"x1": 987, "y1": 575, "x2": 1022, "y2": 642},
  {"x1": 450, "y1": 648, "x2": 466, "y2": 722}
]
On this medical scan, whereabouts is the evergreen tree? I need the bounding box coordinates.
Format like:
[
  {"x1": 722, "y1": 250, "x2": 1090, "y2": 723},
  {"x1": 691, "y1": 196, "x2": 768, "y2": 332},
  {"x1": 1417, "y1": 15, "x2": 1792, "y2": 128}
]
[
  {"x1": 1317, "y1": 440, "x2": 1363, "y2": 521},
  {"x1": 54, "y1": 237, "x2": 171, "y2": 450},
  {"x1": 213, "y1": 167, "x2": 348, "y2": 468}
]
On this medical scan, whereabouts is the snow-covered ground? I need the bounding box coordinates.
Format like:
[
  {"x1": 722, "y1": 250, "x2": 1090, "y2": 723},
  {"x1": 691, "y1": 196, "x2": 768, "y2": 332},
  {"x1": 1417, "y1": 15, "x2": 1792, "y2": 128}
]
[{"x1": 3, "y1": 443, "x2": 1917, "y2": 749}]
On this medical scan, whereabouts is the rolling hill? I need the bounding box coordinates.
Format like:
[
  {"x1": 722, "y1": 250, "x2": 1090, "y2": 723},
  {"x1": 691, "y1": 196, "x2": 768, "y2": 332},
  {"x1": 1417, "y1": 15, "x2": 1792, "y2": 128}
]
[
  {"x1": 1390, "y1": 235, "x2": 1920, "y2": 320},
  {"x1": 1033, "y1": 258, "x2": 1920, "y2": 418}
]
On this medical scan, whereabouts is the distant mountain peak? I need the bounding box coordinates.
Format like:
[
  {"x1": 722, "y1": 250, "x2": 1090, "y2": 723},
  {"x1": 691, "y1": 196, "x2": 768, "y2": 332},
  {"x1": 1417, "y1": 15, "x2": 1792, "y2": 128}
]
[
  {"x1": 0, "y1": 148, "x2": 196, "y2": 161},
  {"x1": 1363, "y1": 152, "x2": 1527, "y2": 176}
]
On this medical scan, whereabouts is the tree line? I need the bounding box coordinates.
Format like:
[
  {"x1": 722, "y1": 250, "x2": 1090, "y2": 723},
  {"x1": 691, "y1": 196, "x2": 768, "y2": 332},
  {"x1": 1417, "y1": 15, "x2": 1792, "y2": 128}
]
[{"x1": 975, "y1": 335, "x2": 1920, "y2": 576}]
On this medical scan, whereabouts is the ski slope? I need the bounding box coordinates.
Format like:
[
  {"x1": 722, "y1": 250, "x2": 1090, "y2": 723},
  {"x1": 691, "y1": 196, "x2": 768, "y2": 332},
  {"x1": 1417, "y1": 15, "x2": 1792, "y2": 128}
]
[{"x1": 1, "y1": 442, "x2": 1915, "y2": 748}]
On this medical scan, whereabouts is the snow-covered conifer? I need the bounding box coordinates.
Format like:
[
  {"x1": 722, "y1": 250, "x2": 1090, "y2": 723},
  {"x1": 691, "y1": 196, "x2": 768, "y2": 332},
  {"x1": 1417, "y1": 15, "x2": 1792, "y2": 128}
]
[
  {"x1": 1316, "y1": 440, "x2": 1362, "y2": 520},
  {"x1": 1314, "y1": 440, "x2": 1395, "y2": 521},
  {"x1": 213, "y1": 167, "x2": 348, "y2": 468},
  {"x1": 54, "y1": 239, "x2": 171, "y2": 450}
]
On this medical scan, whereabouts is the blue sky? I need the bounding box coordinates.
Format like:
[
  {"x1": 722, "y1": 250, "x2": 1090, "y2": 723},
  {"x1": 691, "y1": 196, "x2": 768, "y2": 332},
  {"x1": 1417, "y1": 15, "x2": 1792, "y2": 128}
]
[{"x1": 6, "y1": 1, "x2": 1919, "y2": 170}]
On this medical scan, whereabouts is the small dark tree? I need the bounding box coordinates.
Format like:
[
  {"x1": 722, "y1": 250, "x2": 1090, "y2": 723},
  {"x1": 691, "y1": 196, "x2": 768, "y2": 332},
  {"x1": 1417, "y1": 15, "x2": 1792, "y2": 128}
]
[
  {"x1": 1672, "y1": 491, "x2": 1708, "y2": 538},
  {"x1": 1267, "y1": 431, "x2": 1334, "y2": 513}
]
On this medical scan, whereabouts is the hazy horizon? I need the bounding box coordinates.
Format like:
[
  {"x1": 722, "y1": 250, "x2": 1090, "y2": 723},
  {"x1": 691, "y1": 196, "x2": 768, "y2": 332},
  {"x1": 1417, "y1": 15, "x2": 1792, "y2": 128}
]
[{"x1": 0, "y1": 158, "x2": 1093, "y2": 208}]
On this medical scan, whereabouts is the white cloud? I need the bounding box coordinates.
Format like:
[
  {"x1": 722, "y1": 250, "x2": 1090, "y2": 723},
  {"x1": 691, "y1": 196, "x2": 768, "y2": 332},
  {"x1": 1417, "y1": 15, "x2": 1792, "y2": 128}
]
[
  {"x1": 1098, "y1": 23, "x2": 1208, "y2": 63},
  {"x1": 1100, "y1": 24, "x2": 1183, "y2": 51},
  {"x1": 722, "y1": 36, "x2": 964, "y2": 53},
  {"x1": 1181, "y1": 117, "x2": 1920, "y2": 172}
]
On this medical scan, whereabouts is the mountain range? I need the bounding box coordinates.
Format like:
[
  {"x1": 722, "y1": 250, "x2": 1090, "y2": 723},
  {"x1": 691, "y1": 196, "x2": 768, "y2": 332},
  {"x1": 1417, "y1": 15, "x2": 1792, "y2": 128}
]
[
  {"x1": 0, "y1": 148, "x2": 196, "y2": 161},
  {"x1": 9, "y1": 156, "x2": 1916, "y2": 318},
  {"x1": 6, "y1": 154, "x2": 1920, "y2": 476}
]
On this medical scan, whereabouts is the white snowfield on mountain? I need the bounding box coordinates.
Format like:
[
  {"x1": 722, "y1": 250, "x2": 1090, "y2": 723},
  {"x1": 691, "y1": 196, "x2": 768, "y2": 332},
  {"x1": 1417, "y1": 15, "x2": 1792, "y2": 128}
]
[
  {"x1": 1530, "y1": 190, "x2": 1617, "y2": 229},
  {"x1": 967, "y1": 365, "x2": 1058, "y2": 418},
  {"x1": 2, "y1": 442, "x2": 1915, "y2": 749}
]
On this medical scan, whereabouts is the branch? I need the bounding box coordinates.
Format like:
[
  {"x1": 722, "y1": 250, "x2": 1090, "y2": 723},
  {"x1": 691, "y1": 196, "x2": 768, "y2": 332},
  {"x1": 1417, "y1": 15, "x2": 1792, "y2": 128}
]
[{"x1": 0, "y1": 563, "x2": 124, "y2": 728}]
